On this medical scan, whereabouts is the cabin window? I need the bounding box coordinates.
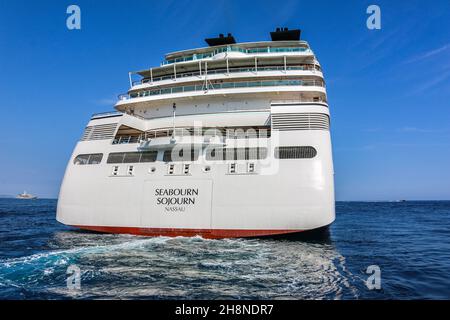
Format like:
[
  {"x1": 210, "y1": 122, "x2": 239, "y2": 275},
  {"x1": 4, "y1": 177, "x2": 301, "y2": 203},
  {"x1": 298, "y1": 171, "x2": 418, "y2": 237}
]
[
  {"x1": 205, "y1": 147, "x2": 224, "y2": 161},
  {"x1": 236, "y1": 148, "x2": 246, "y2": 160},
  {"x1": 229, "y1": 163, "x2": 236, "y2": 174},
  {"x1": 123, "y1": 152, "x2": 141, "y2": 163},
  {"x1": 140, "y1": 152, "x2": 158, "y2": 163},
  {"x1": 112, "y1": 166, "x2": 119, "y2": 176},
  {"x1": 74, "y1": 153, "x2": 103, "y2": 165},
  {"x1": 88, "y1": 153, "x2": 103, "y2": 164},
  {"x1": 275, "y1": 146, "x2": 317, "y2": 159},
  {"x1": 127, "y1": 165, "x2": 134, "y2": 176},
  {"x1": 74, "y1": 154, "x2": 90, "y2": 165},
  {"x1": 205, "y1": 147, "x2": 267, "y2": 161},
  {"x1": 163, "y1": 148, "x2": 199, "y2": 162},
  {"x1": 107, "y1": 153, "x2": 125, "y2": 164},
  {"x1": 225, "y1": 148, "x2": 235, "y2": 161},
  {"x1": 107, "y1": 151, "x2": 157, "y2": 164}
]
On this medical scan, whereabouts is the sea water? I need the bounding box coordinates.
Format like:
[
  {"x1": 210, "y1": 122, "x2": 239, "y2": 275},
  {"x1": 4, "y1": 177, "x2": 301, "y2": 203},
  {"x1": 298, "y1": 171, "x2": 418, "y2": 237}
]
[{"x1": 0, "y1": 199, "x2": 449, "y2": 299}]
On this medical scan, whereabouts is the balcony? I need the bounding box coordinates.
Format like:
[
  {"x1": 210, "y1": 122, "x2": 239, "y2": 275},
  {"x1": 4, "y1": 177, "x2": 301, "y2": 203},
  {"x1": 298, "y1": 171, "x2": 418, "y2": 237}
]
[
  {"x1": 91, "y1": 111, "x2": 123, "y2": 120},
  {"x1": 132, "y1": 65, "x2": 321, "y2": 86},
  {"x1": 112, "y1": 127, "x2": 272, "y2": 151},
  {"x1": 162, "y1": 46, "x2": 311, "y2": 65},
  {"x1": 119, "y1": 79, "x2": 325, "y2": 101}
]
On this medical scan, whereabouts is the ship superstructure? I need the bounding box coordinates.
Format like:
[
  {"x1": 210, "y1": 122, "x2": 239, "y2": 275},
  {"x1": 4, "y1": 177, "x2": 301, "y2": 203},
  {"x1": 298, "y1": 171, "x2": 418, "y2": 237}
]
[{"x1": 57, "y1": 28, "x2": 335, "y2": 238}]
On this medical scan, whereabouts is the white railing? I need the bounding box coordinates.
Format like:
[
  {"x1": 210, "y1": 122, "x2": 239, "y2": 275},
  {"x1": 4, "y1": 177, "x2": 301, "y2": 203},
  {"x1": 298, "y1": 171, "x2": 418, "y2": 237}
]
[
  {"x1": 119, "y1": 79, "x2": 324, "y2": 101},
  {"x1": 132, "y1": 65, "x2": 321, "y2": 86},
  {"x1": 112, "y1": 128, "x2": 272, "y2": 145},
  {"x1": 162, "y1": 46, "x2": 311, "y2": 65},
  {"x1": 91, "y1": 111, "x2": 123, "y2": 119}
]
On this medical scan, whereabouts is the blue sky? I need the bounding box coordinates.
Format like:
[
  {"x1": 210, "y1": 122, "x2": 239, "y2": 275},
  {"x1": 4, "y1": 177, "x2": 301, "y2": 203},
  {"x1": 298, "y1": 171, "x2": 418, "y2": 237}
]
[{"x1": 0, "y1": 0, "x2": 449, "y2": 200}]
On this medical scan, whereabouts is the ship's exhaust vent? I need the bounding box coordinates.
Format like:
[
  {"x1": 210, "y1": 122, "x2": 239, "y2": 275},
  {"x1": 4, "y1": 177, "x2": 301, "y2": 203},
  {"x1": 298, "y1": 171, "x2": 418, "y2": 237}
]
[
  {"x1": 205, "y1": 33, "x2": 236, "y2": 46},
  {"x1": 271, "y1": 113, "x2": 329, "y2": 131},
  {"x1": 81, "y1": 123, "x2": 118, "y2": 141},
  {"x1": 270, "y1": 27, "x2": 301, "y2": 41}
]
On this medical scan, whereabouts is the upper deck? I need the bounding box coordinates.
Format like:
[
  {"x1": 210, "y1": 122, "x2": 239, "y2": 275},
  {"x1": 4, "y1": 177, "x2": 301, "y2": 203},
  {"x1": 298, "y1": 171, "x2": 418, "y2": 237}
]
[
  {"x1": 115, "y1": 28, "x2": 328, "y2": 114},
  {"x1": 162, "y1": 40, "x2": 311, "y2": 66}
]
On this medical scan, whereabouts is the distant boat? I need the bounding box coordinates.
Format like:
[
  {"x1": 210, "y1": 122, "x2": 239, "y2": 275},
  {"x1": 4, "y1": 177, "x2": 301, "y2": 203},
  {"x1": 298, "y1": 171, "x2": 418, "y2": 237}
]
[{"x1": 16, "y1": 191, "x2": 37, "y2": 200}]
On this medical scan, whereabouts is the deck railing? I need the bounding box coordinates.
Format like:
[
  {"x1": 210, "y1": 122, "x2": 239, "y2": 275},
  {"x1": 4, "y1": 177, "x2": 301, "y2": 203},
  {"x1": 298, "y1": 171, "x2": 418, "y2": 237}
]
[
  {"x1": 132, "y1": 65, "x2": 321, "y2": 86},
  {"x1": 119, "y1": 79, "x2": 325, "y2": 101},
  {"x1": 162, "y1": 46, "x2": 311, "y2": 65},
  {"x1": 91, "y1": 111, "x2": 123, "y2": 119},
  {"x1": 112, "y1": 128, "x2": 272, "y2": 145}
]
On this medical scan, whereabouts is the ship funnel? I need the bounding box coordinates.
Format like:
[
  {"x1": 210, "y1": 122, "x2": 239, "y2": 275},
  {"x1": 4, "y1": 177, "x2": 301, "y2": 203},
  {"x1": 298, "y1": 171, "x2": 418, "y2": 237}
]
[
  {"x1": 205, "y1": 33, "x2": 236, "y2": 46},
  {"x1": 270, "y1": 27, "x2": 301, "y2": 41}
]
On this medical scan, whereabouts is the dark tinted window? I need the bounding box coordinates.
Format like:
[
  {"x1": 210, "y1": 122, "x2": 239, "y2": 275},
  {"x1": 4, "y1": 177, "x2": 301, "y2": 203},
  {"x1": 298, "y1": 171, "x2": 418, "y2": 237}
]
[
  {"x1": 275, "y1": 146, "x2": 317, "y2": 159},
  {"x1": 140, "y1": 151, "x2": 158, "y2": 162},
  {"x1": 74, "y1": 153, "x2": 103, "y2": 165},
  {"x1": 164, "y1": 148, "x2": 199, "y2": 162},
  {"x1": 107, "y1": 152, "x2": 157, "y2": 164},
  {"x1": 205, "y1": 147, "x2": 224, "y2": 161},
  {"x1": 205, "y1": 148, "x2": 267, "y2": 161},
  {"x1": 107, "y1": 153, "x2": 125, "y2": 164},
  {"x1": 74, "y1": 154, "x2": 90, "y2": 165},
  {"x1": 88, "y1": 153, "x2": 103, "y2": 164},
  {"x1": 123, "y1": 152, "x2": 141, "y2": 163}
]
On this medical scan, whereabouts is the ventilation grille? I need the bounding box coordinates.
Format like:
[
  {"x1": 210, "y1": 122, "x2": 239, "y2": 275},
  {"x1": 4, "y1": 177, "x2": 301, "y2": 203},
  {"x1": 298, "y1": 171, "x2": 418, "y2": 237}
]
[
  {"x1": 275, "y1": 146, "x2": 317, "y2": 159},
  {"x1": 81, "y1": 127, "x2": 93, "y2": 140},
  {"x1": 81, "y1": 123, "x2": 117, "y2": 141},
  {"x1": 271, "y1": 113, "x2": 329, "y2": 131}
]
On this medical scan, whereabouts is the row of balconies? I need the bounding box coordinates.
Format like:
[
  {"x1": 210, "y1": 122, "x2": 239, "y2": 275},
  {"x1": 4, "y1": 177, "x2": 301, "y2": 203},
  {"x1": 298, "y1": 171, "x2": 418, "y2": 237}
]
[
  {"x1": 132, "y1": 64, "x2": 322, "y2": 87},
  {"x1": 162, "y1": 45, "x2": 311, "y2": 65},
  {"x1": 113, "y1": 127, "x2": 271, "y2": 145},
  {"x1": 119, "y1": 79, "x2": 325, "y2": 102}
]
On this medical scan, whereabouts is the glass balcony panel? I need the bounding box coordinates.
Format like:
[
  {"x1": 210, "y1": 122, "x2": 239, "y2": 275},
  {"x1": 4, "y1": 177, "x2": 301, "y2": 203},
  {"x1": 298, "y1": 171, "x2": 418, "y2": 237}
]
[
  {"x1": 127, "y1": 77, "x2": 323, "y2": 99},
  {"x1": 162, "y1": 47, "x2": 309, "y2": 65}
]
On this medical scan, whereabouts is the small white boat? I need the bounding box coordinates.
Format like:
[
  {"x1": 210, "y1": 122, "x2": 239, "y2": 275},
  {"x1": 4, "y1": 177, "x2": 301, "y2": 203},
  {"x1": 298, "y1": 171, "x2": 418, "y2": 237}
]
[{"x1": 16, "y1": 191, "x2": 37, "y2": 200}]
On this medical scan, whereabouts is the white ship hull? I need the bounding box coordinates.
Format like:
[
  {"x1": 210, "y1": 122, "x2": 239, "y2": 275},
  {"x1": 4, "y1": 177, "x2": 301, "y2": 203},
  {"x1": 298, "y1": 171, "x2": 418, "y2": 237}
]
[
  {"x1": 56, "y1": 30, "x2": 335, "y2": 238},
  {"x1": 57, "y1": 106, "x2": 334, "y2": 238}
]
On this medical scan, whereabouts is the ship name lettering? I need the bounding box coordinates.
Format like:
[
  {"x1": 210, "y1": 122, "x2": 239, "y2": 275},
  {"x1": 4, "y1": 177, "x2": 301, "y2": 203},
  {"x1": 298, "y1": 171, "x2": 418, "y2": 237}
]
[
  {"x1": 157, "y1": 197, "x2": 196, "y2": 205},
  {"x1": 155, "y1": 188, "x2": 199, "y2": 196}
]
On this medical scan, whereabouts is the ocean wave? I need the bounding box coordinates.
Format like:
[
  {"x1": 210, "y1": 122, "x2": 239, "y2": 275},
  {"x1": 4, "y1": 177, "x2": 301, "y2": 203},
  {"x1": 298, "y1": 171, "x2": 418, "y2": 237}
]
[{"x1": 0, "y1": 232, "x2": 362, "y2": 299}]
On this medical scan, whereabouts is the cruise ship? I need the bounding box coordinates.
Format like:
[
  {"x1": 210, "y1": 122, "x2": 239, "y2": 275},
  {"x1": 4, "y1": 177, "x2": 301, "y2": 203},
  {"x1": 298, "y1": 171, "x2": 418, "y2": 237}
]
[{"x1": 57, "y1": 28, "x2": 335, "y2": 238}]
